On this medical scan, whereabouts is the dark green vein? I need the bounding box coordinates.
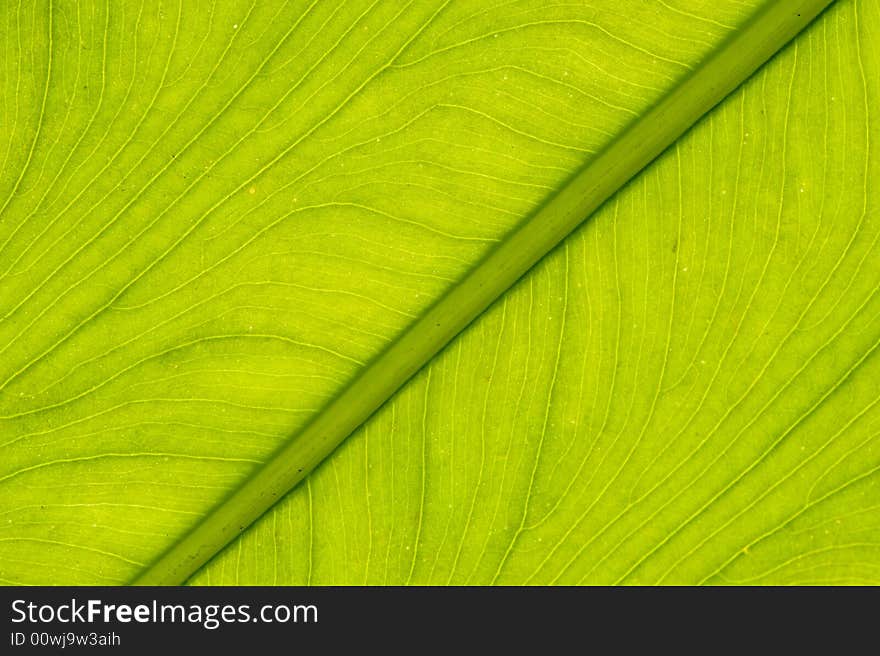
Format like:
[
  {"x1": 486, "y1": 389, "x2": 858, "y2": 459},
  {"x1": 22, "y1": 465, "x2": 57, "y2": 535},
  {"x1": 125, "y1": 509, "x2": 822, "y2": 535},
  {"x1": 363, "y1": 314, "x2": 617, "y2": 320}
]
[{"x1": 132, "y1": 0, "x2": 835, "y2": 586}]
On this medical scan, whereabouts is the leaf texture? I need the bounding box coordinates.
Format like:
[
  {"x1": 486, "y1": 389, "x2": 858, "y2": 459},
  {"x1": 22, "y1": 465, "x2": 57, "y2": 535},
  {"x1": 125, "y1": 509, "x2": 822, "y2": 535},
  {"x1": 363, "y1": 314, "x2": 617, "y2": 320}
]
[
  {"x1": 193, "y1": 0, "x2": 880, "y2": 585},
  {"x1": 2, "y1": 0, "x2": 876, "y2": 585}
]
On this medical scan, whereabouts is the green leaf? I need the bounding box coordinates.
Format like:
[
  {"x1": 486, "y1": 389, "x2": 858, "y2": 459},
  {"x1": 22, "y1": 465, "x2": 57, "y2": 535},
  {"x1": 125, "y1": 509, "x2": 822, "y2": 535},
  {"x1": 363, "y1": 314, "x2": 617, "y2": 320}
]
[
  {"x1": 2, "y1": 0, "x2": 877, "y2": 586},
  {"x1": 194, "y1": 0, "x2": 880, "y2": 585}
]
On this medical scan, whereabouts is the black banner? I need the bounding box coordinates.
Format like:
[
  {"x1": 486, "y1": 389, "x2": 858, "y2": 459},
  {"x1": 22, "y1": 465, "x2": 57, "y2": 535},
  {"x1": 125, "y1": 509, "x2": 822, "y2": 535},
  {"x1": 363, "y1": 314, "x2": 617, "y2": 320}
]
[{"x1": 0, "y1": 585, "x2": 869, "y2": 652}]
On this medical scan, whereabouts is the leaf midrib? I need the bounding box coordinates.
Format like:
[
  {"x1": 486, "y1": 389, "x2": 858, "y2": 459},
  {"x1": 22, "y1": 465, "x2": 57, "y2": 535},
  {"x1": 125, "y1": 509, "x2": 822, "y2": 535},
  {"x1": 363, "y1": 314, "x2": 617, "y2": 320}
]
[{"x1": 132, "y1": 0, "x2": 836, "y2": 586}]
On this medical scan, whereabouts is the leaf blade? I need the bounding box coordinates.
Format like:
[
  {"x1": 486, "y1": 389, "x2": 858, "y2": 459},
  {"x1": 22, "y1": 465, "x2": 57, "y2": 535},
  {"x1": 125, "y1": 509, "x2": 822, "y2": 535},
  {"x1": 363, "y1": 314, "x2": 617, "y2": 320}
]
[
  {"x1": 1, "y1": 0, "x2": 859, "y2": 587},
  {"x1": 197, "y1": 0, "x2": 880, "y2": 585},
  {"x1": 135, "y1": 0, "x2": 834, "y2": 585}
]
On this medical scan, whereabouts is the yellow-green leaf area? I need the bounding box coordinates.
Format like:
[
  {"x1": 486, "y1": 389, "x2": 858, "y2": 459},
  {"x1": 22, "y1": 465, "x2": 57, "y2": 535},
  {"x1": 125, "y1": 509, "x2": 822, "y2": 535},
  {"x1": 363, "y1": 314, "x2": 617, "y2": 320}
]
[{"x1": 3, "y1": 0, "x2": 876, "y2": 587}]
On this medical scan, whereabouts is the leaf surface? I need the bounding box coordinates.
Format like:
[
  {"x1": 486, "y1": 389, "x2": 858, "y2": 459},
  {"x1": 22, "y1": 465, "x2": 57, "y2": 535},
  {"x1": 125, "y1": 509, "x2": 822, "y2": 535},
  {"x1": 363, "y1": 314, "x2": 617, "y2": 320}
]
[
  {"x1": 2, "y1": 0, "x2": 876, "y2": 586},
  {"x1": 197, "y1": 0, "x2": 880, "y2": 585}
]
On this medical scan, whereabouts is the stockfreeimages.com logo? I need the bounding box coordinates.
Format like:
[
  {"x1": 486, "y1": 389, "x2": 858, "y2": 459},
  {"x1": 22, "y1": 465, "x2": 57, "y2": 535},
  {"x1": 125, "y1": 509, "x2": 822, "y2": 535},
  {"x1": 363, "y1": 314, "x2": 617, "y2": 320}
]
[{"x1": 11, "y1": 599, "x2": 317, "y2": 631}]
